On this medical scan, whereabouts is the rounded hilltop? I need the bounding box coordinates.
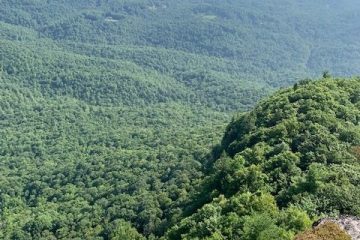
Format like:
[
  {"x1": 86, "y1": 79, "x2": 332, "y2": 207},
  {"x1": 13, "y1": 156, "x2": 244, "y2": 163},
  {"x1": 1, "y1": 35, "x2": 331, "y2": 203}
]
[{"x1": 167, "y1": 77, "x2": 360, "y2": 240}]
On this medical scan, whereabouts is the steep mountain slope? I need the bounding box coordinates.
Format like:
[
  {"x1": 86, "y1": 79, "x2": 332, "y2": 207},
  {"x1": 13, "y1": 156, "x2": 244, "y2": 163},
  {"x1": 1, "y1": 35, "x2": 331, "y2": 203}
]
[{"x1": 167, "y1": 78, "x2": 360, "y2": 239}]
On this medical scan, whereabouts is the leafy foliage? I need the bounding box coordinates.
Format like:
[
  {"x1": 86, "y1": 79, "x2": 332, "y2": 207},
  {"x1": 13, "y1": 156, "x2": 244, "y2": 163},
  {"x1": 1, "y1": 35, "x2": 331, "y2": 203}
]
[{"x1": 168, "y1": 78, "x2": 360, "y2": 239}]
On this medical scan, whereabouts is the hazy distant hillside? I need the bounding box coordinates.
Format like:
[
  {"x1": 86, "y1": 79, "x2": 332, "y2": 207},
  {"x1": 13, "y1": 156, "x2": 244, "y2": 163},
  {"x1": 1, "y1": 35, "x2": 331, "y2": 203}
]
[{"x1": 1, "y1": 0, "x2": 360, "y2": 85}]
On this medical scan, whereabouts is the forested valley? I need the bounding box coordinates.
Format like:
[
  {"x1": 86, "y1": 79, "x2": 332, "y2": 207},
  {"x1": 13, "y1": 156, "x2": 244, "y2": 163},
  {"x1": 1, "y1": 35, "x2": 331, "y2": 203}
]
[{"x1": 0, "y1": 1, "x2": 360, "y2": 239}]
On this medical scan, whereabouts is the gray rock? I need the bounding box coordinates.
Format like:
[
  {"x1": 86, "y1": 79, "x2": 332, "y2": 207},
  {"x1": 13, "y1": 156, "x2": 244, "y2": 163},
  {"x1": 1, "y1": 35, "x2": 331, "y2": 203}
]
[{"x1": 314, "y1": 216, "x2": 360, "y2": 240}]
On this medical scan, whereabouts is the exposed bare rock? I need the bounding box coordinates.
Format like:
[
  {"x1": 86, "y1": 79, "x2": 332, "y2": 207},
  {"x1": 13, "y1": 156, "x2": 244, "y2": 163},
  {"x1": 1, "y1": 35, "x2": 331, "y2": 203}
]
[{"x1": 314, "y1": 216, "x2": 360, "y2": 240}]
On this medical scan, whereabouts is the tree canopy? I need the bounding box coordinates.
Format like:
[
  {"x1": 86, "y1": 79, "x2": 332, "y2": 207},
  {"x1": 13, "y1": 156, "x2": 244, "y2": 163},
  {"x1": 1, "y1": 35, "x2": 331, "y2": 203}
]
[
  {"x1": 0, "y1": 0, "x2": 360, "y2": 239},
  {"x1": 167, "y1": 78, "x2": 360, "y2": 239}
]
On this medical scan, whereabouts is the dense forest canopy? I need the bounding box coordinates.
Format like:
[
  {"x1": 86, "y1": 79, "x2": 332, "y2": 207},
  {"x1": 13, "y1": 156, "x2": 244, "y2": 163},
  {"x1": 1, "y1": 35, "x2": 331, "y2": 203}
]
[
  {"x1": 2, "y1": 0, "x2": 360, "y2": 87},
  {"x1": 167, "y1": 78, "x2": 360, "y2": 239},
  {"x1": 0, "y1": 0, "x2": 359, "y2": 239}
]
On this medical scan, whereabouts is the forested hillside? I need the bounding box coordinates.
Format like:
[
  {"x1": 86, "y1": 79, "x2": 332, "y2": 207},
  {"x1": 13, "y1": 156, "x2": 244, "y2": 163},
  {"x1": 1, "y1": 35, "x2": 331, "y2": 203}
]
[
  {"x1": 0, "y1": 0, "x2": 360, "y2": 239},
  {"x1": 2, "y1": 0, "x2": 360, "y2": 86},
  {"x1": 167, "y1": 78, "x2": 360, "y2": 239}
]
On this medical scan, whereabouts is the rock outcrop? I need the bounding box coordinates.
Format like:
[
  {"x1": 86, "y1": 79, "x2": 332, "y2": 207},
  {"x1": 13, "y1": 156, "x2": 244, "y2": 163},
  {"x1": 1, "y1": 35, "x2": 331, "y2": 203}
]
[{"x1": 314, "y1": 216, "x2": 360, "y2": 240}]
